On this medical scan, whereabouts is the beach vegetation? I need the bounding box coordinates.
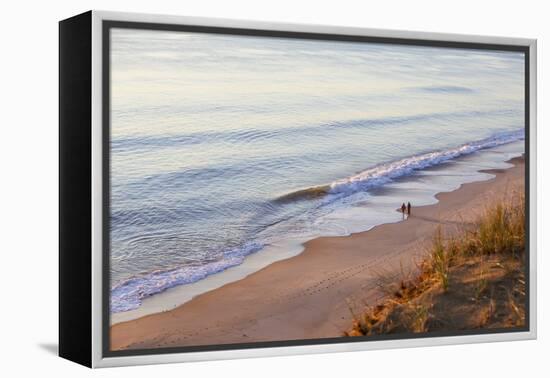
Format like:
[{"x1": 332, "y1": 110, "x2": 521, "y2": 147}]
[{"x1": 345, "y1": 192, "x2": 526, "y2": 336}]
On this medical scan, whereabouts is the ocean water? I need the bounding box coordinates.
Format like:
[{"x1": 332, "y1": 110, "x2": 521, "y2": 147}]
[{"x1": 109, "y1": 28, "x2": 525, "y2": 315}]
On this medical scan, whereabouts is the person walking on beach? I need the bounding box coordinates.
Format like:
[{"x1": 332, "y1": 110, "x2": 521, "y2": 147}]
[
  {"x1": 407, "y1": 202, "x2": 412, "y2": 217},
  {"x1": 401, "y1": 203, "x2": 406, "y2": 219}
]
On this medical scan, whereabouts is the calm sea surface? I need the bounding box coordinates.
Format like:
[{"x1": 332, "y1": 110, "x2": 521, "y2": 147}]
[{"x1": 109, "y1": 29, "x2": 525, "y2": 313}]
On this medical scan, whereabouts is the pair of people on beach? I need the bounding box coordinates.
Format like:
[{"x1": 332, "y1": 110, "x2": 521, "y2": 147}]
[{"x1": 401, "y1": 202, "x2": 411, "y2": 218}]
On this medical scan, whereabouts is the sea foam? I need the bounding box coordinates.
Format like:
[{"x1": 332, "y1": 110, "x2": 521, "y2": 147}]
[
  {"x1": 111, "y1": 242, "x2": 264, "y2": 313},
  {"x1": 327, "y1": 129, "x2": 524, "y2": 196}
]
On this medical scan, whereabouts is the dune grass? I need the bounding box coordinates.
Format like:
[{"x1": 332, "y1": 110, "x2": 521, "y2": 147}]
[{"x1": 346, "y1": 192, "x2": 526, "y2": 336}]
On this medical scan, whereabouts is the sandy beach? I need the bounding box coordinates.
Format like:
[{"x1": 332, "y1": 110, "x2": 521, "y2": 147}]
[{"x1": 110, "y1": 156, "x2": 525, "y2": 351}]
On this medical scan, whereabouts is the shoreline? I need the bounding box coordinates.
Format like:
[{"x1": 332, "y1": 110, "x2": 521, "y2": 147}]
[
  {"x1": 111, "y1": 141, "x2": 524, "y2": 324},
  {"x1": 110, "y1": 154, "x2": 525, "y2": 350}
]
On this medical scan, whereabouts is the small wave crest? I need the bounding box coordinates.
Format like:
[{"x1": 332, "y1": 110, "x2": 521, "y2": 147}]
[
  {"x1": 111, "y1": 241, "x2": 264, "y2": 313},
  {"x1": 274, "y1": 185, "x2": 330, "y2": 203},
  {"x1": 328, "y1": 130, "x2": 524, "y2": 196},
  {"x1": 274, "y1": 130, "x2": 523, "y2": 204}
]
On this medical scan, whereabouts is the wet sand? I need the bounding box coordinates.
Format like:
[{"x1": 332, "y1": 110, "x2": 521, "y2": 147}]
[{"x1": 111, "y1": 156, "x2": 525, "y2": 351}]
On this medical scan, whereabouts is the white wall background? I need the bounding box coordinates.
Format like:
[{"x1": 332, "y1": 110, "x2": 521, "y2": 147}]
[{"x1": 0, "y1": 0, "x2": 547, "y2": 376}]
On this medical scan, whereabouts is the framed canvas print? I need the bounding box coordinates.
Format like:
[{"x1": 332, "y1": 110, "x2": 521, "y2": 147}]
[{"x1": 59, "y1": 10, "x2": 537, "y2": 368}]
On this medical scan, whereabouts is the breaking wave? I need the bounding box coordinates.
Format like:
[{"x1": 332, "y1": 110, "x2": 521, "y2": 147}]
[
  {"x1": 111, "y1": 242, "x2": 264, "y2": 313},
  {"x1": 278, "y1": 129, "x2": 524, "y2": 202}
]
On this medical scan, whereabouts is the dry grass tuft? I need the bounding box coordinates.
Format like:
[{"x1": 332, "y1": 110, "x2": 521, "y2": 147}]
[{"x1": 345, "y1": 192, "x2": 526, "y2": 337}]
